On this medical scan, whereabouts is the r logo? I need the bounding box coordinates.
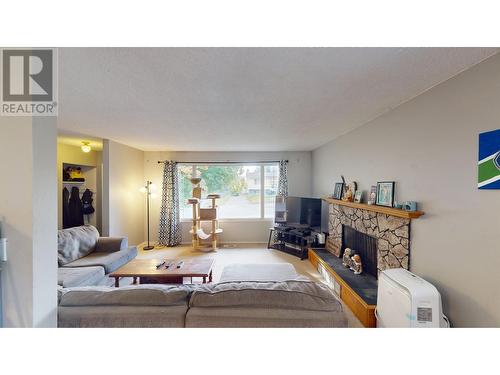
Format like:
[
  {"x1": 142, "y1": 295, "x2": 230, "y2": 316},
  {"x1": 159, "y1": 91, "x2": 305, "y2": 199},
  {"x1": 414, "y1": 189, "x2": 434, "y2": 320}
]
[{"x1": 2, "y1": 49, "x2": 53, "y2": 102}]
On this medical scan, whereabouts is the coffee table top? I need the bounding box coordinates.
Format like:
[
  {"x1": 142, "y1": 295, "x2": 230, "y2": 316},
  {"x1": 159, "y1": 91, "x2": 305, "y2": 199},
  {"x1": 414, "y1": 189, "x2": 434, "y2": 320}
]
[{"x1": 109, "y1": 258, "x2": 215, "y2": 278}]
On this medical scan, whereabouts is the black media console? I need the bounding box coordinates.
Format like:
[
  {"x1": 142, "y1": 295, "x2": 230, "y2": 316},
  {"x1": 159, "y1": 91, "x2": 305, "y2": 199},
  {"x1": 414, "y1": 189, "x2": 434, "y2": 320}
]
[
  {"x1": 268, "y1": 224, "x2": 325, "y2": 260},
  {"x1": 268, "y1": 196, "x2": 329, "y2": 259}
]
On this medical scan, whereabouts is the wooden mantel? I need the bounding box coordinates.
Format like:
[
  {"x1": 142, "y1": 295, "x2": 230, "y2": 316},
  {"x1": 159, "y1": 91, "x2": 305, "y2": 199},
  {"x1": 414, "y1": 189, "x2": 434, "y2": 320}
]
[{"x1": 322, "y1": 197, "x2": 424, "y2": 219}]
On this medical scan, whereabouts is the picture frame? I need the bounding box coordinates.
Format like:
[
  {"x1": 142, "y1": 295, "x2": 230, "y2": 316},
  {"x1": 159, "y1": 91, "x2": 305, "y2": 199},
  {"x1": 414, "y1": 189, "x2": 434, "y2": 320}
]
[
  {"x1": 354, "y1": 190, "x2": 362, "y2": 203},
  {"x1": 333, "y1": 182, "x2": 344, "y2": 199},
  {"x1": 368, "y1": 186, "x2": 377, "y2": 205},
  {"x1": 376, "y1": 181, "x2": 395, "y2": 207},
  {"x1": 478, "y1": 129, "x2": 500, "y2": 189}
]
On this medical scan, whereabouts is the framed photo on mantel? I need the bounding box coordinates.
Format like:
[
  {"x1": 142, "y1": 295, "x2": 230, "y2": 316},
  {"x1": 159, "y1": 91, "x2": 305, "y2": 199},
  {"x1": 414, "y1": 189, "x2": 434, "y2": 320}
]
[
  {"x1": 354, "y1": 190, "x2": 363, "y2": 203},
  {"x1": 376, "y1": 181, "x2": 395, "y2": 207},
  {"x1": 333, "y1": 182, "x2": 344, "y2": 199}
]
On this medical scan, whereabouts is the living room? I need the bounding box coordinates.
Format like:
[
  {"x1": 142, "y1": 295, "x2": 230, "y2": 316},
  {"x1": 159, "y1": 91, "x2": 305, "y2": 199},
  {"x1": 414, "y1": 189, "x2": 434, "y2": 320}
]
[
  {"x1": 1, "y1": 2, "x2": 499, "y2": 373},
  {"x1": 4, "y1": 46, "x2": 499, "y2": 328}
]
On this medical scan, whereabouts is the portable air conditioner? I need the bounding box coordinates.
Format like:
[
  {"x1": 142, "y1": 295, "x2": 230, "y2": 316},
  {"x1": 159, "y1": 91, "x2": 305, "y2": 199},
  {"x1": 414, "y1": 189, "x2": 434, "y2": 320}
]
[{"x1": 376, "y1": 268, "x2": 449, "y2": 328}]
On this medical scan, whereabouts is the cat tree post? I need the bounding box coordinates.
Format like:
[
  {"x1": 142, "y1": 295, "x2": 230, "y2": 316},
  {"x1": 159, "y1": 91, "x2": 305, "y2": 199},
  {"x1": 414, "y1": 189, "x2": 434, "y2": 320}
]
[
  {"x1": 207, "y1": 194, "x2": 221, "y2": 249},
  {"x1": 188, "y1": 198, "x2": 199, "y2": 248}
]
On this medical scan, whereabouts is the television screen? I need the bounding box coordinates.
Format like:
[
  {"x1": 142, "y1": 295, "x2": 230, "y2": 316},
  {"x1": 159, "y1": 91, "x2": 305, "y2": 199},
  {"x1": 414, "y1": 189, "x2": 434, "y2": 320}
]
[
  {"x1": 285, "y1": 196, "x2": 301, "y2": 224},
  {"x1": 321, "y1": 200, "x2": 329, "y2": 233},
  {"x1": 300, "y1": 198, "x2": 322, "y2": 228},
  {"x1": 276, "y1": 196, "x2": 323, "y2": 230}
]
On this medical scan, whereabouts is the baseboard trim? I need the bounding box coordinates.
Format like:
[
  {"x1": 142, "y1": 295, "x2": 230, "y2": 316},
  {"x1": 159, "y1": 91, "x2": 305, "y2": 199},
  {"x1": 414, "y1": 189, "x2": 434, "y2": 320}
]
[
  {"x1": 180, "y1": 241, "x2": 267, "y2": 245},
  {"x1": 138, "y1": 241, "x2": 267, "y2": 248}
]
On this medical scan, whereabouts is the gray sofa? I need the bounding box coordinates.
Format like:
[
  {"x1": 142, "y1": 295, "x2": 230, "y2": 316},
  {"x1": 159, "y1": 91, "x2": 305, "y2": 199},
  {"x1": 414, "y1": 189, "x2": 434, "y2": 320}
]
[
  {"x1": 57, "y1": 225, "x2": 137, "y2": 288},
  {"x1": 57, "y1": 279, "x2": 348, "y2": 328}
]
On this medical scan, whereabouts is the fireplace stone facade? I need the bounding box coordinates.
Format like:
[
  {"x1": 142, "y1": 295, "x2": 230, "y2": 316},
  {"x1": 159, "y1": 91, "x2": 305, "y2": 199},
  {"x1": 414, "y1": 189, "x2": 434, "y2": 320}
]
[{"x1": 326, "y1": 204, "x2": 410, "y2": 272}]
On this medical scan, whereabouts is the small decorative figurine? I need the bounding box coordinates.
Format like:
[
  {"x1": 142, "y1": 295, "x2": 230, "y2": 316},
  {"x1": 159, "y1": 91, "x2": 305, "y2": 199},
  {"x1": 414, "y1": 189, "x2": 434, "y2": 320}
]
[
  {"x1": 368, "y1": 186, "x2": 377, "y2": 205},
  {"x1": 403, "y1": 201, "x2": 417, "y2": 211},
  {"x1": 351, "y1": 254, "x2": 363, "y2": 275},
  {"x1": 343, "y1": 248, "x2": 354, "y2": 268},
  {"x1": 348, "y1": 181, "x2": 357, "y2": 195},
  {"x1": 343, "y1": 185, "x2": 354, "y2": 202}
]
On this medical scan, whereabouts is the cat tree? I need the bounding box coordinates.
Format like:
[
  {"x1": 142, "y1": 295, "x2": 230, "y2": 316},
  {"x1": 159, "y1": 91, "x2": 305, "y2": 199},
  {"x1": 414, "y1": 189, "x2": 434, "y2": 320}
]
[{"x1": 187, "y1": 178, "x2": 223, "y2": 251}]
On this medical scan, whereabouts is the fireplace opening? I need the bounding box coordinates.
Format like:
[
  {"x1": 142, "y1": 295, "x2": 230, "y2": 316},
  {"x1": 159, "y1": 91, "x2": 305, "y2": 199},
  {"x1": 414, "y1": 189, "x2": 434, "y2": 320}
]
[{"x1": 342, "y1": 225, "x2": 378, "y2": 278}]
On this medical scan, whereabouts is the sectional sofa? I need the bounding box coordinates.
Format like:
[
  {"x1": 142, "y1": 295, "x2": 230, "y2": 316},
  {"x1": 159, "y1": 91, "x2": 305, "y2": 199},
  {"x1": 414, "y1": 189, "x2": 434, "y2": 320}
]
[
  {"x1": 56, "y1": 226, "x2": 348, "y2": 328},
  {"x1": 58, "y1": 280, "x2": 348, "y2": 328},
  {"x1": 57, "y1": 225, "x2": 137, "y2": 288}
]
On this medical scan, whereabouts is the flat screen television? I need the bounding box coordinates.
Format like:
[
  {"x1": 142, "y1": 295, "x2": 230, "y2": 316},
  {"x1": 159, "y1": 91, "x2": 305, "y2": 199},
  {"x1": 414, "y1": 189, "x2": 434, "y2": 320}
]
[{"x1": 277, "y1": 196, "x2": 324, "y2": 230}]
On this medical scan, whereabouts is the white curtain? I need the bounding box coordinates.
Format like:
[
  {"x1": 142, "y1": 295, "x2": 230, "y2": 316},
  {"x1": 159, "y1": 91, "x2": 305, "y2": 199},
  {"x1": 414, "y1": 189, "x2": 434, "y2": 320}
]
[{"x1": 158, "y1": 161, "x2": 181, "y2": 246}]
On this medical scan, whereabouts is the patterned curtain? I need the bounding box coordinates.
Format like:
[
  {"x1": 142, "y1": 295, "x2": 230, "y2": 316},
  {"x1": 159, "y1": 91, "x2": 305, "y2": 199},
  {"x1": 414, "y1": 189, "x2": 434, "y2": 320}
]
[
  {"x1": 158, "y1": 161, "x2": 181, "y2": 246},
  {"x1": 277, "y1": 160, "x2": 289, "y2": 197},
  {"x1": 272, "y1": 160, "x2": 289, "y2": 245}
]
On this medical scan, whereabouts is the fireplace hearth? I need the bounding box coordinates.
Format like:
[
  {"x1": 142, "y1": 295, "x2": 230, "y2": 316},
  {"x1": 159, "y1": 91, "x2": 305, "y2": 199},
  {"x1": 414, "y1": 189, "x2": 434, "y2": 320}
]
[{"x1": 312, "y1": 198, "x2": 423, "y2": 327}]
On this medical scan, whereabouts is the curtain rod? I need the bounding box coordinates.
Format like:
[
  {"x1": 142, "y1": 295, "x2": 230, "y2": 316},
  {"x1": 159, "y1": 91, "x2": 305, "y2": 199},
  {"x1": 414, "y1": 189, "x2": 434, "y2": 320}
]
[{"x1": 157, "y1": 160, "x2": 287, "y2": 164}]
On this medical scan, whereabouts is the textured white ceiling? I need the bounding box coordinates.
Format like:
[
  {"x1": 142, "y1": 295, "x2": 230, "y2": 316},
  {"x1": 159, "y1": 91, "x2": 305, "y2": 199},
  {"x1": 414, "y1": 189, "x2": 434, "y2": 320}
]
[{"x1": 58, "y1": 48, "x2": 498, "y2": 151}]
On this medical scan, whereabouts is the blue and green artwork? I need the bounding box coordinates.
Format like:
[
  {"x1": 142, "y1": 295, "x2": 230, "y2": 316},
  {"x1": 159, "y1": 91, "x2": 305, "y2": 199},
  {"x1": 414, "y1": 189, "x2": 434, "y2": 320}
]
[{"x1": 478, "y1": 129, "x2": 500, "y2": 189}]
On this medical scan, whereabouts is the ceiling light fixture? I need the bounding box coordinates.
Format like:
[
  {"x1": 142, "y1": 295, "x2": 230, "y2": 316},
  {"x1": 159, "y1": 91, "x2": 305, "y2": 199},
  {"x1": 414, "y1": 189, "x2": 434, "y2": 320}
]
[{"x1": 81, "y1": 141, "x2": 91, "y2": 153}]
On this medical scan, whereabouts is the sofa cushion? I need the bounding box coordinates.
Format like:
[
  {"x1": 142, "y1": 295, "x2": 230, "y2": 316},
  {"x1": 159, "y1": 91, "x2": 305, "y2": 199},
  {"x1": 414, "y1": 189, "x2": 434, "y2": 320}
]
[
  {"x1": 190, "y1": 280, "x2": 343, "y2": 312},
  {"x1": 63, "y1": 246, "x2": 137, "y2": 273},
  {"x1": 59, "y1": 284, "x2": 193, "y2": 307},
  {"x1": 185, "y1": 307, "x2": 348, "y2": 328},
  {"x1": 219, "y1": 263, "x2": 299, "y2": 282},
  {"x1": 58, "y1": 225, "x2": 100, "y2": 266},
  {"x1": 58, "y1": 266, "x2": 105, "y2": 288},
  {"x1": 95, "y1": 237, "x2": 128, "y2": 252},
  {"x1": 58, "y1": 305, "x2": 188, "y2": 328}
]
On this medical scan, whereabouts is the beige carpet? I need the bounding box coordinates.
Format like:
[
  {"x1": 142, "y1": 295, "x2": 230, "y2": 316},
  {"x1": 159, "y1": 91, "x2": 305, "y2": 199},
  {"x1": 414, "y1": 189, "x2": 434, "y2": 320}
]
[{"x1": 132, "y1": 243, "x2": 363, "y2": 327}]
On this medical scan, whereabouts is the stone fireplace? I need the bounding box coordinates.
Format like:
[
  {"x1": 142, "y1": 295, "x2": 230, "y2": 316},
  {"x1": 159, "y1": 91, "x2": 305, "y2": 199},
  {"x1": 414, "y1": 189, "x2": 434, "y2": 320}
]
[{"x1": 327, "y1": 203, "x2": 411, "y2": 273}]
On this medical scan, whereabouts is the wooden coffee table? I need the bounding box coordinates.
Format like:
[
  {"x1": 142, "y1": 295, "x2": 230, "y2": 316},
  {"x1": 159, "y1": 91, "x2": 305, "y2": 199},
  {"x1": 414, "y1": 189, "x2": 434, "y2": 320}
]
[{"x1": 109, "y1": 258, "x2": 214, "y2": 287}]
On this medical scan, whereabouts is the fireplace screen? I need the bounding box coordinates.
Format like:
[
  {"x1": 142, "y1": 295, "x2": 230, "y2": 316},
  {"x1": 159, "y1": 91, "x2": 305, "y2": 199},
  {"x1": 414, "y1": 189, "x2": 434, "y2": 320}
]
[{"x1": 342, "y1": 225, "x2": 378, "y2": 278}]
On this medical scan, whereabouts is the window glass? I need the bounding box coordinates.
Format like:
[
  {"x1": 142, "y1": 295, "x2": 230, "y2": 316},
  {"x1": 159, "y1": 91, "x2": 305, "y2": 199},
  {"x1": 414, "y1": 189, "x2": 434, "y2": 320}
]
[
  {"x1": 178, "y1": 163, "x2": 278, "y2": 220},
  {"x1": 179, "y1": 165, "x2": 195, "y2": 219}
]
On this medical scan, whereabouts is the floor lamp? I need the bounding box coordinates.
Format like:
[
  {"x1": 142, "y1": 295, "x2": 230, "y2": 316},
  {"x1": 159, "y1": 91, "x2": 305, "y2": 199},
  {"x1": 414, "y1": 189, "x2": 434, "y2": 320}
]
[{"x1": 141, "y1": 181, "x2": 156, "y2": 250}]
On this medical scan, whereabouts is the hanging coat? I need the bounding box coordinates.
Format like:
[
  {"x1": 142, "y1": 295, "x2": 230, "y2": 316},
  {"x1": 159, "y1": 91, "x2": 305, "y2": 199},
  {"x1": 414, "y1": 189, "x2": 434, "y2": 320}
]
[
  {"x1": 68, "y1": 186, "x2": 84, "y2": 227},
  {"x1": 62, "y1": 187, "x2": 71, "y2": 229},
  {"x1": 82, "y1": 189, "x2": 95, "y2": 215}
]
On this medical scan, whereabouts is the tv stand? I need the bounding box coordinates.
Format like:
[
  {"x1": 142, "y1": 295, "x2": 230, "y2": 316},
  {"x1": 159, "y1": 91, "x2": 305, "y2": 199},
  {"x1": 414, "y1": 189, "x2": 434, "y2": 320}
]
[{"x1": 268, "y1": 225, "x2": 324, "y2": 260}]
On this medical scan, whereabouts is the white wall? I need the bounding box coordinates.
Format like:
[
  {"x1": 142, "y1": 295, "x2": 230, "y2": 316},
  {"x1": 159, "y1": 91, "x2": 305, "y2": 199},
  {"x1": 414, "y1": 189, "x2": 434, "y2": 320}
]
[
  {"x1": 312, "y1": 53, "x2": 500, "y2": 327},
  {"x1": 144, "y1": 151, "x2": 312, "y2": 244},
  {"x1": 102, "y1": 140, "x2": 145, "y2": 246},
  {"x1": 0, "y1": 116, "x2": 57, "y2": 327},
  {"x1": 32, "y1": 118, "x2": 58, "y2": 327}
]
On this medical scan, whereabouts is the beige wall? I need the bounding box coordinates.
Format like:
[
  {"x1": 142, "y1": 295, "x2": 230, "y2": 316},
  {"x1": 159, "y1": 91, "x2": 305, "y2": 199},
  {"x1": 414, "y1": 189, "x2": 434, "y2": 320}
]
[
  {"x1": 144, "y1": 151, "x2": 312, "y2": 244},
  {"x1": 0, "y1": 117, "x2": 57, "y2": 327},
  {"x1": 312, "y1": 53, "x2": 500, "y2": 327},
  {"x1": 57, "y1": 142, "x2": 102, "y2": 231},
  {"x1": 102, "y1": 140, "x2": 145, "y2": 245}
]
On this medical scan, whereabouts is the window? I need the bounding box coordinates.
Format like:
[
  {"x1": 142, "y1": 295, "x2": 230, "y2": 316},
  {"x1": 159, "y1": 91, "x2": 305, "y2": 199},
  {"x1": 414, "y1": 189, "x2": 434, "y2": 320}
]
[{"x1": 179, "y1": 163, "x2": 279, "y2": 220}]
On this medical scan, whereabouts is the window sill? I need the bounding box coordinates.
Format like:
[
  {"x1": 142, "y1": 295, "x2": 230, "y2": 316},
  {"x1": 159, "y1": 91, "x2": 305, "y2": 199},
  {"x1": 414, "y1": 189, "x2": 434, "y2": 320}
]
[{"x1": 180, "y1": 218, "x2": 274, "y2": 223}]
